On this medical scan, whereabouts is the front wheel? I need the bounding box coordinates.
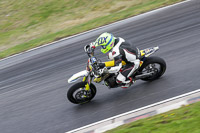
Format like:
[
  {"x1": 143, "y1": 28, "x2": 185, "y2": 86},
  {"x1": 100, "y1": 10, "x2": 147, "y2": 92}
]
[
  {"x1": 138, "y1": 56, "x2": 166, "y2": 81},
  {"x1": 67, "y1": 82, "x2": 96, "y2": 104}
]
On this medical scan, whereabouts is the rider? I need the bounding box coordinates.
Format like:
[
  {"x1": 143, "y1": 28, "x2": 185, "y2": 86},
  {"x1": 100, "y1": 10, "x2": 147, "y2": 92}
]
[{"x1": 85, "y1": 32, "x2": 140, "y2": 88}]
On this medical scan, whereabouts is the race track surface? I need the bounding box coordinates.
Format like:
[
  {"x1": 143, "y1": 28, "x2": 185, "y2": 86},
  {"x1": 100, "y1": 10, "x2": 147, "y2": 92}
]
[{"x1": 0, "y1": 0, "x2": 200, "y2": 133}]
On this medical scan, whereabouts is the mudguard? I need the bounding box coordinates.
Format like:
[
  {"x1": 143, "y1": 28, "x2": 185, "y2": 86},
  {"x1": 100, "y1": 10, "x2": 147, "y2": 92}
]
[{"x1": 68, "y1": 70, "x2": 89, "y2": 83}]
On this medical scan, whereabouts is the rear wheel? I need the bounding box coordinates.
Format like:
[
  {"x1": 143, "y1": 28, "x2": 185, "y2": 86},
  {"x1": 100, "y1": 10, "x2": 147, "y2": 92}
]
[
  {"x1": 67, "y1": 82, "x2": 96, "y2": 104},
  {"x1": 138, "y1": 56, "x2": 166, "y2": 81}
]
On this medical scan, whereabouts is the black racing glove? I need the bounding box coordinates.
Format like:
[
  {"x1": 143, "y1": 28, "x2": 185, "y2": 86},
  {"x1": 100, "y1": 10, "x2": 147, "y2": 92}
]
[
  {"x1": 84, "y1": 43, "x2": 96, "y2": 54},
  {"x1": 84, "y1": 44, "x2": 90, "y2": 53}
]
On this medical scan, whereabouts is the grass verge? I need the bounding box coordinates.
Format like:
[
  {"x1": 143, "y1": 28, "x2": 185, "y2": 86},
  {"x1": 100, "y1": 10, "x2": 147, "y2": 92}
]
[
  {"x1": 106, "y1": 101, "x2": 200, "y2": 133},
  {"x1": 0, "y1": 0, "x2": 184, "y2": 59}
]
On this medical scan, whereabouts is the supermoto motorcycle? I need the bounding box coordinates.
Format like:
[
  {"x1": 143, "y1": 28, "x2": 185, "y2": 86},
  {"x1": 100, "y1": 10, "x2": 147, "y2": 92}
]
[{"x1": 67, "y1": 46, "x2": 166, "y2": 104}]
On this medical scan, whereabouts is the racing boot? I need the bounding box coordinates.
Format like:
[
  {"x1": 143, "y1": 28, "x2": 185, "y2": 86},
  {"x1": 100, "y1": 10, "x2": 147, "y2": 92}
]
[{"x1": 121, "y1": 77, "x2": 135, "y2": 88}]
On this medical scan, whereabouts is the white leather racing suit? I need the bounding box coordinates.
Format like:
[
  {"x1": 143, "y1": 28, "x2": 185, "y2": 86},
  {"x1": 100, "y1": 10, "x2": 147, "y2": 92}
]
[{"x1": 107, "y1": 37, "x2": 140, "y2": 88}]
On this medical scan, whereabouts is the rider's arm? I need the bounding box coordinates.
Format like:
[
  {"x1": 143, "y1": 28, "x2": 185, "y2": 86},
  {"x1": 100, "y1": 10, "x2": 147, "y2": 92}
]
[
  {"x1": 98, "y1": 58, "x2": 120, "y2": 69},
  {"x1": 104, "y1": 54, "x2": 122, "y2": 67},
  {"x1": 106, "y1": 55, "x2": 123, "y2": 73},
  {"x1": 104, "y1": 60, "x2": 115, "y2": 67}
]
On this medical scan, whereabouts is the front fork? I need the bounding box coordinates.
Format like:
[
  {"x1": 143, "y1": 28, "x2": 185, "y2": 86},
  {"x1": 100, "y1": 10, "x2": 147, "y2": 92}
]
[{"x1": 82, "y1": 76, "x2": 91, "y2": 91}]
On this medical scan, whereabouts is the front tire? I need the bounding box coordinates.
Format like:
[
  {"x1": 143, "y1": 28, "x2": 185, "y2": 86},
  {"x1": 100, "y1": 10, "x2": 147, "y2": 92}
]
[
  {"x1": 67, "y1": 82, "x2": 96, "y2": 104},
  {"x1": 138, "y1": 56, "x2": 166, "y2": 81}
]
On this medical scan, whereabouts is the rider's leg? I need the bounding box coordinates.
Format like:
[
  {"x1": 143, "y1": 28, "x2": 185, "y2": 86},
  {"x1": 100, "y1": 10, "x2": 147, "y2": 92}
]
[
  {"x1": 116, "y1": 60, "x2": 140, "y2": 88},
  {"x1": 116, "y1": 64, "x2": 134, "y2": 88},
  {"x1": 127, "y1": 59, "x2": 140, "y2": 77},
  {"x1": 116, "y1": 73, "x2": 132, "y2": 88}
]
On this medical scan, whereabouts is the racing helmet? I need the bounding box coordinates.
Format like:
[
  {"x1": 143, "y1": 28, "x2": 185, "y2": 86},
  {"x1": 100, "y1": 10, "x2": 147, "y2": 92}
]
[{"x1": 95, "y1": 32, "x2": 115, "y2": 54}]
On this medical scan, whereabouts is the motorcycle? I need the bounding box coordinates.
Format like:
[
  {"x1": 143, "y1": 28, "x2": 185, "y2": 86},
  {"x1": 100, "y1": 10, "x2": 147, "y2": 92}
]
[{"x1": 67, "y1": 46, "x2": 166, "y2": 104}]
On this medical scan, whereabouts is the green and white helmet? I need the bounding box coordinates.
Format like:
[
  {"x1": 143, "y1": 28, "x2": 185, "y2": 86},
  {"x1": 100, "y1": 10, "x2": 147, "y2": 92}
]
[{"x1": 95, "y1": 32, "x2": 115, "y2": 54}]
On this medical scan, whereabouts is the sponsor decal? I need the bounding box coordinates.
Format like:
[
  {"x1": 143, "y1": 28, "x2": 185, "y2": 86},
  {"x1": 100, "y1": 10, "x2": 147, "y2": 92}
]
[
  {"x1": 112, "y1": 51, "x2": 116, "y2": 55},
  {"x1": 110, "y1": 42, "x2": 114, "y2": 47},
  {"x1": 97, "y1": 36, "x2": 108, "y2": 45}
]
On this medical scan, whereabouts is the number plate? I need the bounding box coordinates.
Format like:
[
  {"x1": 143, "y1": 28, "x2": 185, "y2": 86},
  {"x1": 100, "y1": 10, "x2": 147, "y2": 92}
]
[{"x1": 91, "y1": 57, "x2": 97, "y2": 64}]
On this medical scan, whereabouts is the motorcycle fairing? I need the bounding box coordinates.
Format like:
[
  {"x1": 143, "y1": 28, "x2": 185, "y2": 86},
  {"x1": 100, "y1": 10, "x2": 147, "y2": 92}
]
[
  {"x1": 68, "y1": 70, "x2": 89, "y2": 83},
  {"x1": 140, "y1": 46, "x2": 159, "y2": 57}
]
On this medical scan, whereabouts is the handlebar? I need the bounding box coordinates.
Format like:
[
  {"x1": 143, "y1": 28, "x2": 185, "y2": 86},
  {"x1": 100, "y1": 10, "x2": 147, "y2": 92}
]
[
  {"x1": 84, "y1": 46, "x2": 105, "y2": 76},
  {"x1": 89, "y1": 57, "x2": 104, "y2": 77}
]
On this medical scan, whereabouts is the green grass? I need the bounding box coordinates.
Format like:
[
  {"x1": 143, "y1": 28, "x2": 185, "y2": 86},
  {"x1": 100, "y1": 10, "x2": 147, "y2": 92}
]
[
  {"x1": 106, "y1": 101, "x2": 200, "y2": 133},
  {"x1": 0, "y1": 0, "x2": 184, "y2": 59}
]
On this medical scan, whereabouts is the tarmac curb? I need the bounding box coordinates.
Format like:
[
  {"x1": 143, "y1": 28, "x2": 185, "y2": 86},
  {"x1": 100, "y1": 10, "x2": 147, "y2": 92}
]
[{"x1": 66, "y1": 89, "x2": 200, "y2": 133}]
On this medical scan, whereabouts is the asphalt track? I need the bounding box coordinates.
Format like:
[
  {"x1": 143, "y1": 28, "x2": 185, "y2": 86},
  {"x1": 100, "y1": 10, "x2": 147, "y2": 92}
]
[{"x1": 0, "y1": 0, "x2": 200, "y2": 133}]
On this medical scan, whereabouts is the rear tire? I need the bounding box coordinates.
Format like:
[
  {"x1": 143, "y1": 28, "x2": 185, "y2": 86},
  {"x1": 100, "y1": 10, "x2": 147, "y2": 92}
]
[
  {"x1": 138, "y1": 56, "x2": 166, "y2": 81},
  {"x1": 67, "y1": 82, "x2": 96, "y2": 104}
]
